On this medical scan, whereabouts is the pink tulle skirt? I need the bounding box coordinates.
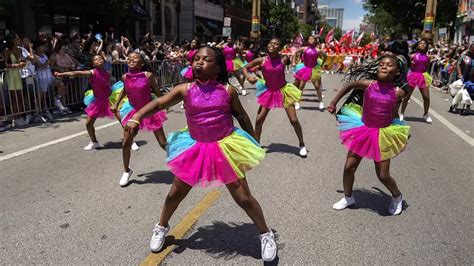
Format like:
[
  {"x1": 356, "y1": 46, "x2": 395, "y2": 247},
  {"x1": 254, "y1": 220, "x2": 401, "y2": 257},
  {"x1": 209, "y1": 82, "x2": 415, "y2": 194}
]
[
  {"x1": 121, "y1": 109, "x2": 167, "y2": 132},
  {"x1": 85, "y1": 98, "x2": 114, "y2": 119},
  {"x1": 407, "y1": 71, "x2": 432, "y2": 89},
  {"x1": 257, "y1": 89, "x2": 284, "y2": 109},
  {"x1": 294, "y1": 67, "x2": 312, "y2": 81},
  {"x1": 168, "y1": 141, "x2": 239, "y2": 187},
  {"x1": 340, "y1": 125, "x2": 381, "y2": 161}
]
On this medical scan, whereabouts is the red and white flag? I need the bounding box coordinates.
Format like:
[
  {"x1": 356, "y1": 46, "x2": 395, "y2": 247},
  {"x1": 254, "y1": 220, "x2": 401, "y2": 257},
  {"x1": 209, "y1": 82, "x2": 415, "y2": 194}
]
[
  {"x1": 318, "y1": 26, "x2": 324, "y2": 36},
  {"x1": 339, "y1": 30, "x2": 355, "y2": 47},
  {"x1": 325, "y1": 29, "x2": 334, "y2": 44},
  {"x1": 356, "y1": 31, "x2": 364, "y2": 45}
]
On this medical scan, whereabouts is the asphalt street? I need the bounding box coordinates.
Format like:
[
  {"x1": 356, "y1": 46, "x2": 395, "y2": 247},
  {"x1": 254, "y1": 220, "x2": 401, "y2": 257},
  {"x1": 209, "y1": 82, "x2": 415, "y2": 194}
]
[{"x1": 1, "y1": 73, "x2": 473, "y2": 264}]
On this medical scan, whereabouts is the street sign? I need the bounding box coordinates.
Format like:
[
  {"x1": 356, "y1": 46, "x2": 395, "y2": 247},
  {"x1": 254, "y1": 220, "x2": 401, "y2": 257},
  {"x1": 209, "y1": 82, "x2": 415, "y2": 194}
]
[
  {"x1": 224, "y1": 17, "x2": 231, "y2": 27},
  {"x1": 222, "y1": 27, "x2": 232, "y2": 37}
]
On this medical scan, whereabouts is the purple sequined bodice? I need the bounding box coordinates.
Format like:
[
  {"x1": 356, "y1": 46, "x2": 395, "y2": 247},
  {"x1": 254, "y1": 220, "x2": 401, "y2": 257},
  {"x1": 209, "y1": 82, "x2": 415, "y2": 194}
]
[
  {"x1": 262, "y1": 56, "x2": 286, "y2": 91},
  {"x1": 410, "y1": 52, "x2": 429, "y2": 73},
  {"x1": 124, "y1": 71, "x2": 152, "y2": 109},
  {"x1": 362, "y1": 81, "x2": 398, "y2": 128},
  {"x1": 185, "y1": 81, "x2": 234, "y2": 142},
  {"x1": 89, "y1": 68, "x2": 111, "y2": 99},
  {"x1": 303, "y1": 46, "x2": 318, "y2": 68},
  {"x1": 187, "y1": 49, "x2": 197, "y2": 63},
  {"x1": 223, "y1": 45, "x2": 236, "y2": 61}
]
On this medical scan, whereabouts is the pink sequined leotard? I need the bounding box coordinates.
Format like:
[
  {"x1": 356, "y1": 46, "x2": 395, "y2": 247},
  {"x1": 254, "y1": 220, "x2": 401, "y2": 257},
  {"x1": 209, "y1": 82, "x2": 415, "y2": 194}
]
[
  {"x1": 361, "y1": 81, "x2": 399, "y2": 128},
  {"x1": 120, "y1": 71, "x2": 167, "y2": 131},
  {"x1": 185, "y1": 81, "x2": 234, "y2": 142},
  {"x1": 84, "y1": 68, "x2": 114, "y2": 118}
]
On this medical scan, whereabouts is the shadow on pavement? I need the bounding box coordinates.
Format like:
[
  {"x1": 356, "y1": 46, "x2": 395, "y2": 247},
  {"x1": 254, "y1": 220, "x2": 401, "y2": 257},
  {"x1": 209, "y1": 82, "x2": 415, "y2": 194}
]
[
  {"x1": 337, "y1": 187, "x2": 409, "y2": 216},
  {"x1": 100, "y1": 140, "x2": 148, "y2": 150},
  {"x1": 171, "y1": 221, "x2": 282, "y2": 263},
  {"x1": 403, "y1": 116, "x2": 428, "y2": 123},
  {"x1": 128, "y1": 170, "x2": 174, "y2": 185},
  {"x1": 265, "y1": 143, "x2": 299, "y2": 156}
]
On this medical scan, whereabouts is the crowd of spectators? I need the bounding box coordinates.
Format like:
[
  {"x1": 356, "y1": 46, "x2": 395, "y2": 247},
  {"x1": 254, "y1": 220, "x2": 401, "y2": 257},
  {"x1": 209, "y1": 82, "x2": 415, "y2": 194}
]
[{"x1": 0, "y1": 27, "x2": 192, "y2": 131}]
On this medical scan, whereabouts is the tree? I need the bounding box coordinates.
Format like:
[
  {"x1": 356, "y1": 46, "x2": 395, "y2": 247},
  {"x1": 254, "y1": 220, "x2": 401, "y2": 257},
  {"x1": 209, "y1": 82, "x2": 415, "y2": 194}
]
[
  {"x1": 261, "y1": 2, "x2": 299, "y2": 42},
  {"x1": 298, "y1": 21, "x2": 313, "y2": 38},
  {"x1": 364, "y1": 0, "x2": 457, "y2": 40},
  {"x1": 334, "y1": 27, "x2": 342, "y2": 41}
]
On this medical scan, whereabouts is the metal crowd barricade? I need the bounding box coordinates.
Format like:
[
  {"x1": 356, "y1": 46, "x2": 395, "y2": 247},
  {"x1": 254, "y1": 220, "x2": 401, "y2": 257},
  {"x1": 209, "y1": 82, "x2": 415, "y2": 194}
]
[
  {"x1": 0, "y1": 59, "x2": 187, "y2": 122},
  {"x1": 0, "y1": 67, "x2": 38, "y2": 120}
]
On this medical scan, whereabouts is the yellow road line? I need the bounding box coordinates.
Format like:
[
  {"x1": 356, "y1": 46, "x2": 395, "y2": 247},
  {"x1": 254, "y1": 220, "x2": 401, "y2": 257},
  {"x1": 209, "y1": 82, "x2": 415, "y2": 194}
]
[{"x1": 140, "y1": 190, "x2": 222, "y2": 266}]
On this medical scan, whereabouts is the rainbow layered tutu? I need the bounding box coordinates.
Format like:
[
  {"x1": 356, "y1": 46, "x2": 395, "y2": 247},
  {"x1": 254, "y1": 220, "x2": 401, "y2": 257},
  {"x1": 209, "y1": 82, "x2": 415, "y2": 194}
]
[
  {"x1": 256, "y1": 80, "x2": 301, "y2": 109},
  {"x1": 166, "y1": 127, "x2": 265, "y2": 187},
  {"x1": 337, "y1": 103, "x2": 410, "y2": 162},
  {"x1": 180, "y1": 65, "x2": 193, "y2": 80},
  {"x1": 119, "y1": 94, "x2": 167, "y2": 132},
  {"x1": 407, "y1": 71, "x2": 432, "y2": 89},
  {"x1": 83, "y1": 81, "x2": 123, "y2": 119},
  {"x1": 293, "y1": 59, "x2": 323, "y2": 82},
  {"x1": 226, "y1": 58, "x2": 244, "y2": 72}
]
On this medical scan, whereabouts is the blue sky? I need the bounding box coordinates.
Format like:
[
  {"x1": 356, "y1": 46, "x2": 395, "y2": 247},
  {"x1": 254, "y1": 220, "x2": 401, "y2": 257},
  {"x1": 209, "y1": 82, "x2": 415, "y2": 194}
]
[{"x1": 319, "y1": 0, "x2": 367, "y2": 31}]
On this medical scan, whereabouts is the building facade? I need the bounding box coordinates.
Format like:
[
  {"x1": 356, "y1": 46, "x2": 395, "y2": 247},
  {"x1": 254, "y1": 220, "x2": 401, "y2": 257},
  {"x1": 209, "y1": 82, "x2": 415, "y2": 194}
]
[
  {"x1": 454, "y1": 0, "x2": 474, "y2": 44},
  {"x1": 293, "y1": 0, "x2": 319, "y2": 26},
  {"x1": 224, "y1": 0, "x2": 252, "y2": 39},
  {"x1": 317, "y1": 4, "x2": 343, "y2": 29},
  {"x1": 0, "y1": 0, "x2": 179, "y2": 43}
]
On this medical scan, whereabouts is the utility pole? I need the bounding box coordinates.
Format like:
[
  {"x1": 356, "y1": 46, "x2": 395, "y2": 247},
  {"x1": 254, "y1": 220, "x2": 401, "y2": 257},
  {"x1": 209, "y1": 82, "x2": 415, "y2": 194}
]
[
  {"x1": 422, "y1": 0, "x2": 437, "y2": 42},
  {"x1": 250, "y1": 0, "x2": 261, "y2": 40}
]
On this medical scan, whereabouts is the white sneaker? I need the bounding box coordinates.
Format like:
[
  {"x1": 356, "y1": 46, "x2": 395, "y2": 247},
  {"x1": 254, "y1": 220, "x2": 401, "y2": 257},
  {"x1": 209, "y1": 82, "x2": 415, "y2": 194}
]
[
  {"x1": 119, "y1": 169, "x2": 133, "y2": 187},
  {"x1": 319, "y1": 102, "x2": 324, "y2": 110},
  {"x1": 294, "y1": 102, "x2": 301, "y2": 110},
  {"x1": 84, "y1": 141, "x2": 100, "y2": 151},
  {"x1": 241, "y1": 89, "x2": 247, "y2": 96},
  {"x1": 399, "y1": 114, "x2": 404, "y2": 121},
  {"x1": 260, "y1": 231, "x2": 277, "y2": 262},
  {"x1": 332, "y1": 196, "x2": 355, "y2": 210},
  {"x1": 388, "y1": 194, "x2": 403, "y2": 215},
  {"x1": 131, "y1": 142, "x2": 139, "y2": 151},
  {"x1": 150, "y1": 223, "x2": 170, "y2": 252},
  {"x1": 423, "y1": 114, "x2": 432, "y2": 124},
  {"x1": 299, "y1": 146, "x2": 307, "y2": 157}
]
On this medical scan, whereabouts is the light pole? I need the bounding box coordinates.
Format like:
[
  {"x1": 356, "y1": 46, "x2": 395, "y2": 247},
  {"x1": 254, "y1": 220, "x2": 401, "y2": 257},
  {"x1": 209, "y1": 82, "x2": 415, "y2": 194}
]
[
  {"x1": 250, "y1": 0, "x2": 261, "y2": 39},
  {"x1": 422, "y1": 0, "x2": 437, "y2": 41}
]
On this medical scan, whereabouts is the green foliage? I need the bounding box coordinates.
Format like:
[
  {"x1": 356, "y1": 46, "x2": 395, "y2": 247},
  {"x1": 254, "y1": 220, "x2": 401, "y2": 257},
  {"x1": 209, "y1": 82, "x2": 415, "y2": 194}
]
[
  {"x1": 298, "y1": 21, "x2": 313, "y2": 38},
  {"x1": 334, "y1": 27, "x2": 342, "y2": 40},
  {"x1": 364, "y1": 0, "x2": 457, "y2": 39},
  {"x1": 261, "y1": 2, "x2": 299, "y2": 42}
]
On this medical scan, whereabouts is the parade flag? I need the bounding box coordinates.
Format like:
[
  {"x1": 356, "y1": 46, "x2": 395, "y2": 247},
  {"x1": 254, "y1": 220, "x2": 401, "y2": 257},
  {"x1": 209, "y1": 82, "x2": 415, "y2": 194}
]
[
  {"x1": 318, "y1": 26, "x2": 324, "y2": 36},
  {"x1": 356, "y1": 31, "x2": 364, "y2": 45},
  {"x1": 339, "y1": 29, "x2": 355, "y2": 47},
  {"x1": 370, "y1": 32, "x2": 375, "y2": 41},
  {"x1": 325, "y1": 29, "x2": 334, "y2": 44}
]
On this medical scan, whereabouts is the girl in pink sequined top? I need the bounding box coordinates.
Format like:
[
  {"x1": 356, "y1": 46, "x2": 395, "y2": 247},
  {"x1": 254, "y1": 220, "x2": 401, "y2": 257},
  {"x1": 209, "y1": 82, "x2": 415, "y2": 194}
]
[
  {"x1": 125, "y1": 46, "x2": 277, "y2": 262},
  {"x1": 400, "y1": 39, "x2": 434, "y2": 124},
  {"x1": 55, "y1": 55, "x2": 117, "y2": 151},
  {"x1": 243, "y1": 37, "x2": 308, "y2": 157},
  {"x1": 327, "y1": 54, "x2": 411, "y2": 216},
  {"x1": 292, "y1": 35, "x2": 326, "y2": 110},
  {"x1": 114, "y1": 52, "x2": 167, "y2": 187}
]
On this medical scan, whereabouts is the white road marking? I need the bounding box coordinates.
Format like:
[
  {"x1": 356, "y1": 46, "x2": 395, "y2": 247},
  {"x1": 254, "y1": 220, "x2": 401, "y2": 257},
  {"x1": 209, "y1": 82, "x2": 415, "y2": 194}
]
[
  {"x1": 0, "y1": 121, "x2": 119, "y2": 162},
  {"x1": 411, "y1": 97, "x2": 474, "y2": 147}
]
